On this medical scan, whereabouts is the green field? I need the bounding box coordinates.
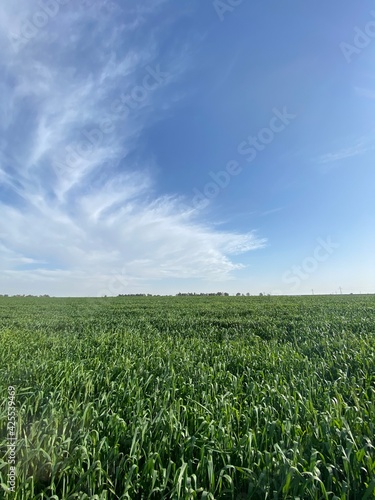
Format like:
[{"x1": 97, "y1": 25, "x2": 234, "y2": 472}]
[{"x1": 1, "y1": 295, "x2": 375, "y2": 499}]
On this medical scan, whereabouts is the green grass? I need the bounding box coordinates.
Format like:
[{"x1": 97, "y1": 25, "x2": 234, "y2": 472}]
[{"x1": 1, "y1": 295, "x2": 375, "y2": 499}]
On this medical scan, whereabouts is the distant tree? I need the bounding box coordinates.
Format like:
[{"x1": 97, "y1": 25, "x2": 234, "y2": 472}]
[{"x1": 236, "y1": 292, "x2": 241, "y2": 296}]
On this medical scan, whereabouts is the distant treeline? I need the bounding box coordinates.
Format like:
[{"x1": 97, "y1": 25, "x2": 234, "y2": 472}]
[
  {"x1": 176, "y1": 292, "x2": 230, "y2": 296},
  {"x1": 0, "y1": 292, "x2": 263, "y2": 298},
  {"x1": 0, "y1": 294, "x2": 50, "y2": 297},
  {"x1": 120, "y1": 293, "x2": 240, "y2": 297}
]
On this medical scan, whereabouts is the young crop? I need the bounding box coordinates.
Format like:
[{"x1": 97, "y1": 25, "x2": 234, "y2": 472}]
[{"x1": 0, "y1": 295, "x2": 374, "y2": 498}]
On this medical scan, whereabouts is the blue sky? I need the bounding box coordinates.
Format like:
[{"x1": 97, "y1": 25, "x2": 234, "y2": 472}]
[{"x1": 0, "y1": 0, "x2": 374, "y2": 296}]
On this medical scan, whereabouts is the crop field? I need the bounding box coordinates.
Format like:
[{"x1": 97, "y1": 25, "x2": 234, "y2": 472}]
[{"x1": 1, "y1": 295, "x2": 375, "y2": 499}]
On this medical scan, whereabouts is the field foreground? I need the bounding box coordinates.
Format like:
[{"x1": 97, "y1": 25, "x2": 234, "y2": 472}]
[{"x1": 1, "y1": 295, "x2": 375, "y2": 499}]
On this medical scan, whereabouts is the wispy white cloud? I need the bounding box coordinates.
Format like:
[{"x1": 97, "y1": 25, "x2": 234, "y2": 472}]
[
  {"x1": 0, "y1": 0, "x2": 266, "y2": 296},
  {"x1": 261, "y1": 207, "x2": 283, "y2": 216},
  {"x1": 355, "y1": 87, "x2": 375, "y2": 100},
  {"x1": 0, "y1": 182, "x2": 266, "y2": 295},
  {"x1": 317, "y1": 140, "x2": 372, "y2": 164}
]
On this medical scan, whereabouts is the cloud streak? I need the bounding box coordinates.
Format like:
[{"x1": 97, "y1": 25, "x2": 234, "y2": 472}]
[
  {"x1": 317, "y1": 140, "x2": 372, "y2": 164},
  {"x1": 0, "y1": 0, "x2": 266, "y2": 295}
]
